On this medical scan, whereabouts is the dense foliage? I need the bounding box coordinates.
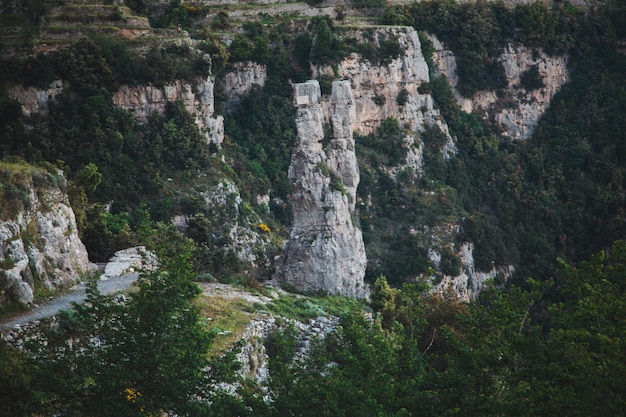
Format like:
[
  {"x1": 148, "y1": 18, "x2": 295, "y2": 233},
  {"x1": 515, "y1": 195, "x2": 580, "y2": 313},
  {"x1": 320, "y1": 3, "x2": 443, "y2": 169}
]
[
  {"x1": 167, "y1": 241, "x2": 622, "y2": 417},
  {"x1": 383, "y1": 0, "x2": 595, "y2": 97},
  {"x1": 0, "y1": 0, "x2": 623, "y2": 281},
  {"x1": 0, "y1": 1, "x2": 625, "y2": 416},
  {"x1": 0, "y1": 238, "x2": 218, "y2": 416},
  {"x1": 2, "y1": 239, "x2": 625, "y2": 416},
  {"x1": 425, "y1": 28, "x2": 626, "y2": 280}
]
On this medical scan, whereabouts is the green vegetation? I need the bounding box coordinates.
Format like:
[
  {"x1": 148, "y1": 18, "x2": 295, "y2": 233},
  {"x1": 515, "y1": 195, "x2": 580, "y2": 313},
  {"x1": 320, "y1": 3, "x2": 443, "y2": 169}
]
[
  {"x1": 222, "y1": 241, "x2": 626, "y2": 416},
  {"x1": 0, "y1": 241, "x2": 215, "y2": 416},
  {"x1": 263, "y1": 291, "x2": 365, "y2": 322},
  {"x1": 0, "y1": 2, "x2": 626, "y2": 414},
  {"x1": 198, "y1": 293, "x2": 254, "y2": 356},
  {"x1": 356, "y1": 118, "x2": 464, "y2": 284},
  {"x1": 380, "y1": 0, "x2": 597, "y2": 97},
  {"x1": 0, "y1": 160, "x2": 62, "y2": 220},
  {"x1": 3, "y1": 240, "x2": 625, "y2": 415},
  {"x1": 0, "y1": 0, "x2": 622, "y2": 282}
]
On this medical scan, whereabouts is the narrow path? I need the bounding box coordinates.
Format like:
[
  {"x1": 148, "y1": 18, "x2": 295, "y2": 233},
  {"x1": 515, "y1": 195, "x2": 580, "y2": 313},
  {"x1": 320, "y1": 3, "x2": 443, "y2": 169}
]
[{"x1": 0, "y1": 273, "x2": 139, "y2": 330}]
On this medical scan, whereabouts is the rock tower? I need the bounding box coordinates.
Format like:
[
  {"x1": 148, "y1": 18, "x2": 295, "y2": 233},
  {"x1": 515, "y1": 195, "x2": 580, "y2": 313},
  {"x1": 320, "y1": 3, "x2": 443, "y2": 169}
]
[{"x1": 274, "y1": 80, "x2": 367, "y2": 299}]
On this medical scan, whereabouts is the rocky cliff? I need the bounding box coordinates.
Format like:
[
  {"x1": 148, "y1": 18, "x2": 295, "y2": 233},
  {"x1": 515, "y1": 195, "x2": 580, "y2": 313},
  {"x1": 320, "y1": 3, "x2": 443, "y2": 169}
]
[
  {"x1": 113, "y1": 75, "x2": 225, "y2": 145},
  {"x1": 314, "y1": 26, "x2": 451, "y2": 141},
  {"x1": 10, "y1": 75, "x2": 226, "y2": 145},
  {"x1": 274, "y1": 80, "x2": 367, "y2": 299},
  {"x1": 0, "y1": 166, "x2": 93, "y2": 306},
  {"x1": 221, "y1": 61, "x2": 267, "y2": 111},
  {"x1": 9, "y1": 80, "x2": 65, "y2": 116},
  {"x1": 429, "y1": 242, "x2": 514, "y2": 302},
  {"x1": 428, "y1": 34, "x2": 569, "y2": 140}
]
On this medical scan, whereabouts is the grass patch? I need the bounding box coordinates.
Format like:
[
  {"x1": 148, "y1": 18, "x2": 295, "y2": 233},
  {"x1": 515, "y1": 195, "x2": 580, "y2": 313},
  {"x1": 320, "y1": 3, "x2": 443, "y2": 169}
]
[
  {"x1": 264, "y1": 292, "x2": 365, "y2": 322},
  {"x1": 197, "y1": 294, "x2": 255, "y2": 356},
  {"x1": 0, "y1": 161, "x2": 62, "y2": 220}
]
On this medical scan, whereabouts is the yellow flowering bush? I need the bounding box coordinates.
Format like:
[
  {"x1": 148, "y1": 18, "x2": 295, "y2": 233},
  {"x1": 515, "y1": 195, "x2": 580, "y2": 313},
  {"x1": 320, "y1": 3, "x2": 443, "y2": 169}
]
[
  {"x1": 258, "y1": 223, "x2": 271, "y2": 233},
  {"x1": 124, "y1": 387, "x2": 142, "y2": 402}
]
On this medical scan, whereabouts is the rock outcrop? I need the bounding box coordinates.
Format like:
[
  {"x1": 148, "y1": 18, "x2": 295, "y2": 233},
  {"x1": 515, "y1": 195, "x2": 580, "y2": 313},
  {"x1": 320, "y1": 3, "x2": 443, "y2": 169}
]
[
  {"x1": 221, "y1": 61, "x2": 267, "y2": 111},
  {"x1": 0, "y1": 168, "x2": 93, "y2": 306},
  {"x1": 113, "y1": 76, "x2": 224, "y2": 144},
  {"x1": 314, "y1": 26, "x2": 453, "y2": 144},
  {"x1": 429, "y1": 242, "x2": 514, "y2": 302},
  {"x1": 428, "y1": 34, "x2": 568, "y2": 140},
  {"x1": 274, "y1": 80, "x2": 367, "y2": 299},
  {"x1": 10, "y1": 75, "x2": 225, "y2": 145},
  {"x1": 100, "y1": 246, "x2": 156, "y2": 280},
  {"x1": 10, "y1": 80, "x2": 65, "y2": 116}
]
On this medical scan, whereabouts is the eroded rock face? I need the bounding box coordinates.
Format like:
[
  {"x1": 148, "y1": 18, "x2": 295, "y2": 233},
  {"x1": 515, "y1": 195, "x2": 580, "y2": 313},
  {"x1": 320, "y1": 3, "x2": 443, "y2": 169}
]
[
  {"x1": 313, "y1": 26, "x2": 455, "y2": 166},
  {"x1": 221, "y1": 61, "x2": 267, "y2": 111},
  {"x1": 314, "y1": 27, "x2": 451, "y2": 140},
  {"x1": 9, "y1": 80, "x2": 64, "y2": 116},
  {"x1": 10, "y1": 75, "x2": 225, "y2": 145},
  {"x1": 113, "y1": 76, "x2": 225, "y2": 145},
  {"x1": 429, "y1": 242, "x2": 514, "y2": 302},
  {"x1": 274, "y1": 80, "x2": 367, "y2": 299},
  {"x1": 0, "y1": 173, "x2": 93, "y2": 306},
  {"x1": 428, "y1": 34, "x2": 568, "y2": 140}
]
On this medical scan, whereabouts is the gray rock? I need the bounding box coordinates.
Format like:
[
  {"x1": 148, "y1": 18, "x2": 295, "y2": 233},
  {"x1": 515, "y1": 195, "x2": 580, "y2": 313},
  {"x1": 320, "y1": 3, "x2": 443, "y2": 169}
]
[
  {"x1": 274, "y1": 80, "x2": 367, "y2": 299},
  {"x1": 112, "y1": 76, "x2": 224, "y2": 145},
  {"x1": 100, "y1": 246, "x2": 156, "y2": 280},
  {"x1": 0, "y1": 172, "x2": 93, "y2": 307},
  {"x1": 427, "y1": 34, "x2": 568, "y2": 140},
  {"x1": 222, "y1": 61, "x2": 267, "y2": 111}
]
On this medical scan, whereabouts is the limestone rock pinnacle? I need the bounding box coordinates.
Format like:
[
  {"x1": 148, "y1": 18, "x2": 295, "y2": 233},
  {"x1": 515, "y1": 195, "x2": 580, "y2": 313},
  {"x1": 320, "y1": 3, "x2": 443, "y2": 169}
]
[{"x1": 274, "y1": 80, "x2": 367, "y2": 299}]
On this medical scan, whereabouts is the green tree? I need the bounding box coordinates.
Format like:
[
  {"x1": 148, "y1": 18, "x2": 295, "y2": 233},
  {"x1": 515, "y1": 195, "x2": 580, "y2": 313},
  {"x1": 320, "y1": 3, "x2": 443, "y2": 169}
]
[
  {"x1": 54, "y1": 38, "x2": 115, "y2": 94},
  {"x1": 0, "y1": 342, "x2": 41, "y2": 417},
  {"x1": 38, "y1": 240, "x2": 213, "y2": 416},
  {"x1": 310, "y1": 19, "x2": 336, "y2": 64},
  {"x1": 533, "y1": 242, "x2": 626, "y2": 415}
]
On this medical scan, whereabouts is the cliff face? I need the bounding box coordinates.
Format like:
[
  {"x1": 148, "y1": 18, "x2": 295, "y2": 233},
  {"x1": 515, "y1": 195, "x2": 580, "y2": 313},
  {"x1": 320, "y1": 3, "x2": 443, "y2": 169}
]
[
  {"x1": 113, "y1": 75, "x2": 225, "y2": 144},
  {"x1": 429, "y1": 34, "x2": 568, "y2": 140},
  {"x1": 9, "y1": 80, "x2": 65, "y2": 116},
  {"x1": 221, "y1": 61, "x2": 267, "y2": 111},
  {"x1": 10, "y1": 75, "x2": 226, "y2": 145},
  {"x1": 0, "y1": 169, "x2": 92, "y2": 306},
  {"x1": 314, "y1": 26, "x2": 451, "y2": 140},
  {"x1": 429, "y1": 242, "x2": 514, "y2": 302},
  {"x1": 274, "y1": 80, "x2": 367, "y2": 299}
]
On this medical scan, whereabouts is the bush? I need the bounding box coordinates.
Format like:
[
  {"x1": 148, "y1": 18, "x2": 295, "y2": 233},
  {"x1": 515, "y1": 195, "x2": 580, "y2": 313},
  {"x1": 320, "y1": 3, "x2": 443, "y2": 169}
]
[
  {"x1": 439, "y1": 246, "x2": 462, "y2": 276},
  {"x1": 520, "y1": 64, "x2": 544, "y2": 90},
  {"x1": 397, "y1": 88, "x2": 409, "y2": 106},
  {"x1": 317, "y1": 74, "x2": 334, "y2": 96}
]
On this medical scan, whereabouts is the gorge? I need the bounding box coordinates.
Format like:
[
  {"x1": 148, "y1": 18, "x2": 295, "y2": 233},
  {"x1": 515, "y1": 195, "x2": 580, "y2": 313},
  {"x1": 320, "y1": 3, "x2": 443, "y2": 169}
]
[{"x1": 1, "y1": 0, "x2": 625, "y2": 415}]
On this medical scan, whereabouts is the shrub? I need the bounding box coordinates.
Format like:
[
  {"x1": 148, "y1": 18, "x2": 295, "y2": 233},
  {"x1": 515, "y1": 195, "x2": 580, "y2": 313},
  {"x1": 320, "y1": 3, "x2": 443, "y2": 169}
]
[
  {"x1": 373, "y1": 92, "x2": 386, "y2": 105},
  {"x1": 397, "y1": 88, "x2": 409, "y2": 106},
  {"x1": 439, "y1": 246, "x2": 462, "y2": 276},
  {"x1": 520, "y1": 64, "x2": 544, "y2": 90},
  {"x1": 317, "y1": 74, "x2": 334, "y2": 96}
]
